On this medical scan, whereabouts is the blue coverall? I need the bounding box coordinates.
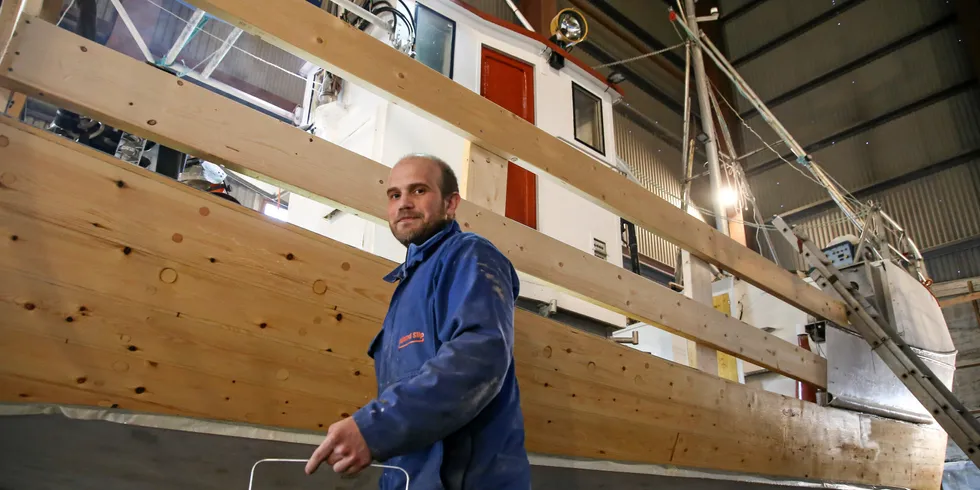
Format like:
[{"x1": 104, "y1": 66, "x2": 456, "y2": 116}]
[{"x1": 352, "y1": 220, "x2": 532, "y2": 489}]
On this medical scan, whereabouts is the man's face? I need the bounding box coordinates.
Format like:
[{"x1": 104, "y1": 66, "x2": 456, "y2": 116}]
[{"x1": 386, "y1": 157, "x2": 460, "y2": 247}]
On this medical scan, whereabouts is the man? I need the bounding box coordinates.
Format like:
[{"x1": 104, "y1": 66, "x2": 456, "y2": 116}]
[{"x1": 305, "y1": 154, "x2": 531, "y2": 489}]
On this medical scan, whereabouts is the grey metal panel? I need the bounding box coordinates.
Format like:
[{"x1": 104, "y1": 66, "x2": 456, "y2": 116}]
[
  {"x1": 719, "y1": 0, "x2": 754, "y2": 12},
  {"x1": 751, "y1": 88, "x2": 980, "y2": 216},
  {"x1": 605, "y1": 0, "x2": 684, "y2": 62},
  {"x1": 927, "y1": 241, "x2": 980, "y2": 283},
  {"x1": 140, "y1": 0, "x2": 306, "y2": 106},
  {"x1": 212, "y1": 32, "x2": 307, "y2": 105},
  {"x1": 778, "y1": 161, "x2": 980, "y2": 267},
  {"x1": 723, "y1": 0, "x2": 837, "y2": 60},
  {"x1": 735, "y1": 0, "x2": 952, "y2": 113},
  {"x1": 739, "y1": 25, "x2": 975, "y2": 170},
  {"x1": 614, "y1": 110, "x2": 682, "y2": 267},
  {"x1": 462, "y1": 0, "x2": 519, "y2": 24}
]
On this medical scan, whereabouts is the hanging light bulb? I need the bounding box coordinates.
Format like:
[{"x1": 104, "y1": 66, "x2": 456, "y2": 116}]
[{"x1": 718, "y1": 187, "x2": 738, "y2": 207}]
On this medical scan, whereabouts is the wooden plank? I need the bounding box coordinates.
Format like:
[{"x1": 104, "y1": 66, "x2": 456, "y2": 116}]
[
  {"x1": 713, "y1": 293, "x2": 739, "y2": 381},
  {"x1": 0, "y1": 0, "x2": 26, "y2": 63},
  {"x1": 0, "y1": 18, "x2": 828, "y2": 388},
  {"x1": 461, "y1": 143, "x2": 508, "y2": 215},
  {"x1": 178, "y1": 0, "x2": 849, "y2": 328},
  {"x1": 939, "y1": 291, "x2": 980, "y2": 308},
  {"x1": 0, "y1": 117, "x2": 946, "y2": 488},
  {"x1": 4, "y1": 91, "x2": 25, "y2": 118}
]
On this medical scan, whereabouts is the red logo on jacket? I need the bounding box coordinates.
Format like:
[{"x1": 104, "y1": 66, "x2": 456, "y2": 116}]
[{"x1": 398, "y1": 331, "x2": 425, "y2": 349}]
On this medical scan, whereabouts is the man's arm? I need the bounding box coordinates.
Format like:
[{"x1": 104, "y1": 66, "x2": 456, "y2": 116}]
[{"x1": 353, "y1": 238, "x2": 516, "y2": 461}]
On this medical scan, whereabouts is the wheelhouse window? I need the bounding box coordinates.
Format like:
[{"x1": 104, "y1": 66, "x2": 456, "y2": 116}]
[
  {"x1": 572, "y1": 82, "x2": 605, "y2": 155},
  {"x1": 414, "y1": 4, "x2": 455, "y2": 78}
]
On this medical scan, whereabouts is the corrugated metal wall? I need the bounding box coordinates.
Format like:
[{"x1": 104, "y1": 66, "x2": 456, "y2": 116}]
[
  {"x1": 615, "y1": 111, "x2": 682, "y2": 268},
  {"x1": 144, "y1": 0, "x2": 306, "y2": 106},
  {"x1": 926, "y1": 240, "x2": 980, "y2": 283},
  {"x1": 461, "y1": 0, "x2": 519, "y2": 24},
  {"x1": 723, "y1": 0, "x2": 980, "y2": 269},
  {"x1": 774, "y1": 159, "x2": 980, "y2": 267}
]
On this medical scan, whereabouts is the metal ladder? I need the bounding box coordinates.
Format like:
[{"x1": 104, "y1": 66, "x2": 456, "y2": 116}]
[{"x1": 772, "y1": 216, "x2": 980, "y2": 466}]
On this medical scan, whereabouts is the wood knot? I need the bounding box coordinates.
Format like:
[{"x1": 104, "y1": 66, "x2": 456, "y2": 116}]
[
  {"x1": 285, "y1": 253, "x2": 295, "y2": 260},
  {"x1": 115, "y1": 180, "x2": 125, "y2": 188},
  {"x1": 312, "y1": 280, "x2": 328, "y2": 295},
  {"x1": 24, "y1": 302, "x2": 35, "y2": 311},
  {"x1": 76, "y1": 377, "x2": 87, "y2": 384},
  {"x1": 199, "y1": 206, "x2": 210, "y2": 216},
  {"x1": 335, "y1": 313, "x2": 343, "y2": 321},
  {"x1": 134, "y1": 386, "x2": 146, "y2": 394},
  {"x1": 0, "y1": 135, "x2": 9, "y2": 147},
  {"x1": 542, "y1": 346, "x2": 552, "y2": 358},
  {"x1": 341, "y1": 262, "x2": 351, "y2": 271},
  {"x1": 79, "y1": 45, "x2": 88, "y2": 52},
  {"x1": 171, "y1": 233, "x2": 183, "y2": 243},
  {"x1": 123, "y1": 246, "x2": 132, "y2": 255},
  {"x1": 147, "y1": 119, "x2": 157, "y2": 126}
]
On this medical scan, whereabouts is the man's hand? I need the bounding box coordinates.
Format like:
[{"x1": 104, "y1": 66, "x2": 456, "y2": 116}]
[{"x1": 305, "y1": 416, "x2": 372, "y2": 476}]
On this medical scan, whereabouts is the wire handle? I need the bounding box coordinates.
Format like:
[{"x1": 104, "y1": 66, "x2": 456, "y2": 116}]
[{"x1": 247, "y1": 458, "x2": 409, "y2": 490}]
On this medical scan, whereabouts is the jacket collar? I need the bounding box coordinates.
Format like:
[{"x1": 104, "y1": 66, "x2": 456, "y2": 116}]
[{"x1": 384, "y1": 220, "x2": 460, "y2": 283}]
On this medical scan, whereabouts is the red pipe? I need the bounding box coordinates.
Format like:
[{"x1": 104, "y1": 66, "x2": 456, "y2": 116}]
[{"x1": 796, "y1": 334, "x2": 818, "y2": 403}]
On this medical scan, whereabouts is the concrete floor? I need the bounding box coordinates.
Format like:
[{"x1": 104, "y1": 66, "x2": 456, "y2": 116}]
[{"x1": 0, "y1": 414, "x2": 823, "y2": 489}]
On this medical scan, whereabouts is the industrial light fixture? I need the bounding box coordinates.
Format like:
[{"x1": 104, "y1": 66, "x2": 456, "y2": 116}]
[
  {"x1": 718, "y1": 186, "x2": 738, "y2": 207},
  {"x1": 606, "y1": 71, "x2": 626, "y2": 84},
  {"x1": 547, "y1": 8, "x2": 589, "y2": 70},
  {"x1": 550, "y1": 8, "x2": 588, "y2": 50}
]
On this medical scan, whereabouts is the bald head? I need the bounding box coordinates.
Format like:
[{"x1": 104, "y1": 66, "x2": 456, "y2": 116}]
[{"x1": 386, "y1": 154, "x2": 462, "y2": 247}]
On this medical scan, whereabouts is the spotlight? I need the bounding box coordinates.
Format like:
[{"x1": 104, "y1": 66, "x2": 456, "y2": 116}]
[
  {"x1": 547, "y1": 8, "x2": 589, "y2": 70},
  {"x1": 550, "y1": 8, "x2": 589, "y2": 50}
]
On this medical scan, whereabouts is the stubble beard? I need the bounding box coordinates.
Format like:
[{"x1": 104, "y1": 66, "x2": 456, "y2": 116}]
[{"x1": 392, "y1": 213, "x2": 453, "y2": 247}]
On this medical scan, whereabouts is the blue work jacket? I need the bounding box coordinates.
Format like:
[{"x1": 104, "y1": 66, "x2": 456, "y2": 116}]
[{"x1": 352, "y1": 220, "x2": 531, "y2": 490}]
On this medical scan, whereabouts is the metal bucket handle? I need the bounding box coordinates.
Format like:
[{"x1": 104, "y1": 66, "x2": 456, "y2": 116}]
[{"x1": 247, "y1": 458, "x2": 409, "y2": 490}]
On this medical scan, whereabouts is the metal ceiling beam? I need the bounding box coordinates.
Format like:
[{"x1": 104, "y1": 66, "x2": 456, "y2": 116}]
[
  {"x1": 577, "y1": 41, "x2": 684, "y2": 116},
  {"x1": 782, "y1": 146, "x2": 980, "y2": 223},
  {"x1": 745, "y1": 78, "x2": 978, "y2": 177},
  {"x1": 162, "y1": 8, "x2": 206, "y2": 66},
  {"x1": 107, "y1": 0, "x2": 154, "y2": 63},
  {"x1": 584, "y1": 0, "x2": 684, "y2": 69},
  {"x1": 720, "y1": 0, "x2": 767, "y2": 23},
  {"x1": 731, "y1": 0, "x2": 868, "y2": 67},
  {"x1": 739, "y1": 15, "x2": 956, "y2": 120},
  {"x1": 201, "y1": 27, "x2": 243, "y2": 78}
]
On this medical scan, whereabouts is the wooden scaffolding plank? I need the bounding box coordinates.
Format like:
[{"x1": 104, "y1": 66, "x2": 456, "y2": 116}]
[
  {"x1": 0, "y1": 118, "x2": 945, "y2": 488},
  {"x1": 178, "y1": 0, "x2": 849, "y2": 328},
  {"x1": 0, "y1": 18, "x2": 828, "y2": 387}
]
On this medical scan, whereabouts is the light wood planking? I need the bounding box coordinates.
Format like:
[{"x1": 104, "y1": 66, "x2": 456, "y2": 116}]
[
  {"x1": 179, "y1": 0, "x2": 849, "y2": 328},
  {"x1": 461, "y1": 143, "x2": 508, "y2": 215},
  {"x1": 939, "y1": 291, "x2": 980, "y2": 308},
  {"x1": 0, "y1": 18, "x2": 827, "y2": 387},
  {"x1": 0, "y1": 0, "x2": 26, "y2": 63},
  {"x1": 0, "y1": 117, "x2": 946, "y2": 489}
]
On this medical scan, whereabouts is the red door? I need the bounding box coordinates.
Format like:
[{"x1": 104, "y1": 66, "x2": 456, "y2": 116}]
[{"x1": 480, "y1": 46, "x2": 537, "y2": 229}]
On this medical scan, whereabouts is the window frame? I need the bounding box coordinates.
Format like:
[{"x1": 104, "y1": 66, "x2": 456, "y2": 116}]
[
  {"x1": 571, "y1": 81, "x2": 606, "y2": 156},
  {"x1": 414, "y1": 3, "x2": 457, "y2": 79}
]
